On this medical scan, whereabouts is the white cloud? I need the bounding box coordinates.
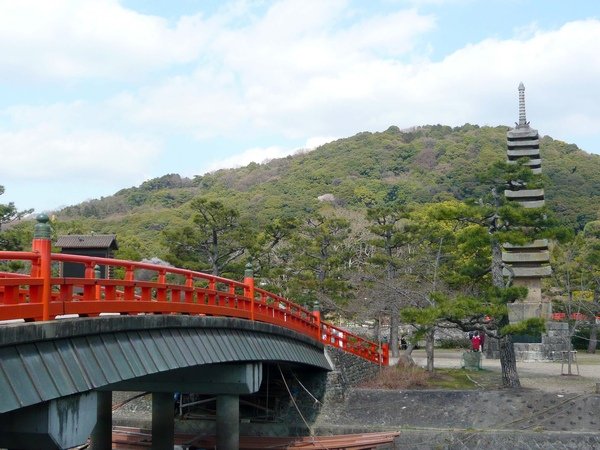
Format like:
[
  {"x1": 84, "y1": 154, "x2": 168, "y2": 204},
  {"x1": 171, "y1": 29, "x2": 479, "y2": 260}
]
[
  {"x1": 107, "y1": 1, "x2": 435, "y2": 138},
  {"x1": 2, "y1": 3, "x2": 600, "y2": 211},
  {"x1": 0, "y1": 124, "x2": 160, "y2": 181},
  {"x1": 98, "y1": 3, "x2": 599, "y2": 154},
  {"x1": 407, "y1": 19, "x2": 600, "y2": 139},
  {"x1": 0, "y1": 0, "x2": 211, "y2": 81}
]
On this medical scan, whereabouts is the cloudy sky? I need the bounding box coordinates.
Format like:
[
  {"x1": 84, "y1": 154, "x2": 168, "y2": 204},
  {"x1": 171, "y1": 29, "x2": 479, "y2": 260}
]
[{"x1": 1, "y1": 0, "x2": 599, "y2": 213}]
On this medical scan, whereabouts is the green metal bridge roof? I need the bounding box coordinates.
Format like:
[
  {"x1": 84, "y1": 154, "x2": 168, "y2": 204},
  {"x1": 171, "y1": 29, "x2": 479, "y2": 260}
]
[{"x1": 0, "y1": 316, "x2": 331, "y2": 413}]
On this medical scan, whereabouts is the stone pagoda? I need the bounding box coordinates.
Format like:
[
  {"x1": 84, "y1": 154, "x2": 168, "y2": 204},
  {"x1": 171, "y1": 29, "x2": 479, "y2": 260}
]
[{"x1": 501, "y1": 82, "x2": 568, "y2": 360}]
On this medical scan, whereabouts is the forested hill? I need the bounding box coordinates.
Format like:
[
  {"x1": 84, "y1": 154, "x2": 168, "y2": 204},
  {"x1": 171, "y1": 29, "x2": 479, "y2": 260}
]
[{"x1": 58, "y1": 124, "x2": 600, "y2": 231}]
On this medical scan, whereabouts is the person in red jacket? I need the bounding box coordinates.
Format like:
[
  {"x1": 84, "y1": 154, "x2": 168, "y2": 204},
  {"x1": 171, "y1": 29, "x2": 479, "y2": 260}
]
[{"x1": 471, "y1": 331, "x2": 482, "y2": 352}]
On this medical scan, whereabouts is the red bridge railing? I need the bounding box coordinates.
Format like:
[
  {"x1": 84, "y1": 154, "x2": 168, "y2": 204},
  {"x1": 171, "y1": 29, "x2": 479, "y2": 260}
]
[{"x1": 0, "y1": 230, "x2": 388, "y2": 365}]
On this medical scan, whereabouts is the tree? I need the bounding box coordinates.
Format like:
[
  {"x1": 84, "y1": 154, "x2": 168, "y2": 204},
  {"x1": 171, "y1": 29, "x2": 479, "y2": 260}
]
[
  {"x1": 404, "y1": 160, "x2": 552, "y2": 388},
  {"x1": 163, "y1": 197, "x2": 250, "y2": 276},
  {"x1": 400, "y1": 202, "x2": 459, "y2": 372},
  {"x1": 0, "y1": 185, "x2": 33, "y2": 251},
  {"x1": 579, "y1": 221, "x2": 600, "y2": 353},
  {"x1": 549, "y1": 237, "x2": 593, "y2": 372},
  {"x1": 284, "y1": 214, "x2": 353, "y2": 310},
  {"x1": 246, "y1": 216, "x2": 299, "y2": 290},
  {"x1": 362, "y1": 203, "x2": 419, "y2": 360}
]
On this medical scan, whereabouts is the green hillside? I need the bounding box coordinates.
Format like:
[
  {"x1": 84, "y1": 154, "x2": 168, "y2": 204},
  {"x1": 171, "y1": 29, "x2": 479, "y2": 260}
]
[{"x1": 55, "y1": 124, "x2": 600, "y2": 257}]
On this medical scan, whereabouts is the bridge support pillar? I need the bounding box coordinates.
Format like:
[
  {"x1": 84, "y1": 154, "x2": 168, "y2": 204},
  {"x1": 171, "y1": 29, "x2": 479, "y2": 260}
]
[
  {"x1": 152, "y1": 392, "x2": 174, "y2": 450},
  {"x1": 0, "y1": 391, "x2": 97, "y2": 450},
  {"x1": 90, "y1": 390, "x2": 112, "y2": 450},
  {"x1": 217, "y1": 394, "x2": 239, "y2": 450}
]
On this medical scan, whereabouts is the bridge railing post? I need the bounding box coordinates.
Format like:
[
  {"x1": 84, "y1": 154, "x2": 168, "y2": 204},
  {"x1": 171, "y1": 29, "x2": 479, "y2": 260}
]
[
  {"x1": 156, "y1": 270, "x2": 167, "y2": 302},
  {"x1": 244, "y1": 262, "x2": 255, "y2": 321},
  {"x1": 94, "y1": 264, "x2": 101, "y2": 300},
  {"x1": 381, "y1": 341, "x2": 389, "y2": 366},
  {"x1": 312, "y1": 301, "x2": 321, "y2": 342},
  {"x1": 123, "y1": 265, "x2": 134, "y2": 300},
  {"x1": 31, "y1": 214, "x2": 52, "y2": 321},
  {"x1": 83, "y1": 262, "x2": 96, "y2": 301}
]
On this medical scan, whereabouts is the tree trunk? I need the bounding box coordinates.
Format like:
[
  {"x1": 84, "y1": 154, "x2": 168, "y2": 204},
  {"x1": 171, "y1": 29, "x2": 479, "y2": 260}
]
[
  {"x1": 400, "y1": 343, "x2": 416, "y2": 366},
  {"x1": 492, "y1": 239, "x2": 521, "y2": 388},
  {"x1": 589, "y1": 286, "x2": 599, "y2": 354},
  {"x1": 374, "y1": 317, "x2": 381, "y2": 343},
  {"x1": 587, "y1": 322, "x2": 597, "y2": 354},
  {"x1": 425, "y1": 328, "x2": 435, "y2": 373},
  {"x1": 498, "y1": 333, "x2": 520, "y2": 388},
  {"x1": 491, "y1": 239, "x2": 504, "y2": 288},
  {"x1": 390, "y1": 313, "x2": 400, "y2": 359}
]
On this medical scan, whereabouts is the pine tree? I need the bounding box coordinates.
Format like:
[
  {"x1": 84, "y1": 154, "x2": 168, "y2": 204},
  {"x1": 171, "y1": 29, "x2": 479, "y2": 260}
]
[
  {"x1": 163, "y1": 197, "x2": 249, "y2": 276},
  {"x1": 402, "y1": 161, "x2": 551, "y2": 387}
]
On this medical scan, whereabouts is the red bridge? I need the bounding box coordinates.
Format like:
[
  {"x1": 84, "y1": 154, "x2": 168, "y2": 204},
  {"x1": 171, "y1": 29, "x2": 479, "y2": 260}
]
[
  {"x1": 0, "y1": 216, "x2": 389, "y2": 449},
  {"x1": 0, "y1": 221, "x2": 388, "y2": 366}
]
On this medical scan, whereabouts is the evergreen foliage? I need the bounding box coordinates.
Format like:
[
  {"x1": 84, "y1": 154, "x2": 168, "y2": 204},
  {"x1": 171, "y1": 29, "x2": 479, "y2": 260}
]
[{"x1": 54, "y1": 125, "x2": 600, "y2": 233}]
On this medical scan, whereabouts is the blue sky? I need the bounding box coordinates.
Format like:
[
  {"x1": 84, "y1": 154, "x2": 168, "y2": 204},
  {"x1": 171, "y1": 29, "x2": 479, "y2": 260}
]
[{"x1": 1, "y1": 0, "x2": 599, "y2": 213}]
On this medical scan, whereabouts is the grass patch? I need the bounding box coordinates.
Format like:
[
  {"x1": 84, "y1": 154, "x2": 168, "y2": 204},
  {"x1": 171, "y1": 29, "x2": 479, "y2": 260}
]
[
  {"x1": 428, "y1": 368, "x2": 501, "y2": 390},
  {"x1": 362, "y1": 364, "x2": 501, "y2": 390}
]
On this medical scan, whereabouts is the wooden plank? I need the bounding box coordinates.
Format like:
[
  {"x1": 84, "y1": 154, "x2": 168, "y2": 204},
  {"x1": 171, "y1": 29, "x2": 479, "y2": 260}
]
[{"x1": 111, "y1": 427, "x2": 400, "y2": 450}]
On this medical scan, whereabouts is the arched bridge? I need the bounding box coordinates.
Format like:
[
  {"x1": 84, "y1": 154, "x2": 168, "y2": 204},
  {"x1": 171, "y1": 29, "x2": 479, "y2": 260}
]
[{"x1": 0, "y1": 218, "x2": 388, "y2": 449}]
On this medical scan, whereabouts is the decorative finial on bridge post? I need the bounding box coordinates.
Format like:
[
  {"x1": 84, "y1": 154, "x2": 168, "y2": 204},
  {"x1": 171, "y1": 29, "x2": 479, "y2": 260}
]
[
  {"x1": 34, "y1": 213, "x2": 52, "y2": 239},
  {"x1": 244, "y1": 261, "x2": 254, "y2": 279},
  {"x1": 32, "y1": 213, "x2": 52, "y2": 321}
]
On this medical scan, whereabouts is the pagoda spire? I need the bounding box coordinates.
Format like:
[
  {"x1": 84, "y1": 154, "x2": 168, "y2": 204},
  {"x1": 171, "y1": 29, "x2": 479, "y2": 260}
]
[{"x1": 518, "y1": 82, "x2": 527, "y2": 127}]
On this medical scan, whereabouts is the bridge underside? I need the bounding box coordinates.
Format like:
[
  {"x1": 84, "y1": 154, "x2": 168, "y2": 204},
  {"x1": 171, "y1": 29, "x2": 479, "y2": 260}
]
[{"x1": 0, "y1": 315, "x2": 331, "y2": 449}]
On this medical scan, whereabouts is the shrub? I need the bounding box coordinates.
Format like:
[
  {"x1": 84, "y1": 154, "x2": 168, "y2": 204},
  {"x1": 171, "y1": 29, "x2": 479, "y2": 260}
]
[{"x1": 360, "y1": 361, "x2": 430, "y2": 389}]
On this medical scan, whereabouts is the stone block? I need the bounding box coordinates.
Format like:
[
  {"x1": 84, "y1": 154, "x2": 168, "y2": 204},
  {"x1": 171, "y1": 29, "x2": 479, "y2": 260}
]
[
  {"x1": 508, "y1": 302, "x2": 543, "y2": 323},
  {"x1": 461, "y1": 351, "x2": 481, "y2": 370},
  {"x1": 502, "y1": 250, "x2": 550, "y2": 263},
  {"x1": 503, "y1": 266, "x2": 552, "y2": 277}
]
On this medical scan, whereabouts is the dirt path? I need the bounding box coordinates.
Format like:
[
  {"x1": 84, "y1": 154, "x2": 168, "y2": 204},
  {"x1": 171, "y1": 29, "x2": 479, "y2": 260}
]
[{"x1": 411, "y1": 349, "x2": 600, "y2": 394}]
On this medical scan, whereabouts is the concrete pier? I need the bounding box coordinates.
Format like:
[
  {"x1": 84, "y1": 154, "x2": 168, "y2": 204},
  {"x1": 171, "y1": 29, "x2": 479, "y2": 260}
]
[
  {"x1": 216, "y1": 394, "x2": 240, "y2": 450},
  {"x1": 152, "y1": 392, "x2": 175, "y2": 450},
  {"x1": 90, "y1": 390, "x2": 112, "y2": 450}
]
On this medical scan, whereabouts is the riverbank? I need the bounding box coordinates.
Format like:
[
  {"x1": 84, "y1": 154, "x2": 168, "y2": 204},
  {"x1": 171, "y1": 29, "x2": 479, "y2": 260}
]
[
  {"x1": 310, "y1": 349, "x2": 600, "y2": 449},
  {"x1": 112, "y1": 349, "x2": 600, "y2": 449}
]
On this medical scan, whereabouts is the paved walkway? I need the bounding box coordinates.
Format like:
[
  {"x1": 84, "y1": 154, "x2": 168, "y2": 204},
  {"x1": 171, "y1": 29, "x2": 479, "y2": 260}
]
[{"x1": 411, "y1": 349, "x2": 600, "y2": 394}]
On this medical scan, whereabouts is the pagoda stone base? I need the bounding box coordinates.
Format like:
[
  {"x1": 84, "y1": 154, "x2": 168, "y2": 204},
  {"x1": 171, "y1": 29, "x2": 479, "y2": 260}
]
[
  {"x1": 508, "y1": 301, "x2": 552, "y2": 323},
  {"x1": 485, "y1": 322, "x2": 570, "y2": 361}
]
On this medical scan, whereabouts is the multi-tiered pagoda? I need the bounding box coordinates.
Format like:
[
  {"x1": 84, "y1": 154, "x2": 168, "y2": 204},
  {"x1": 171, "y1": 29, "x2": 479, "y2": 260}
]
[
  {"x1": 501, "y1": 83, "x2": 568, "y2": 361},
  {"x1": 502, "y1": 82, "x2": 551, "y2": 323}
]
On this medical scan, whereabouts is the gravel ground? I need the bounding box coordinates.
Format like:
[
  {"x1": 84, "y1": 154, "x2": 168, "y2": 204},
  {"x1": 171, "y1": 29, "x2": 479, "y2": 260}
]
[{"x1": 410, "y1": 349, "x2": 600, "y2": 394}]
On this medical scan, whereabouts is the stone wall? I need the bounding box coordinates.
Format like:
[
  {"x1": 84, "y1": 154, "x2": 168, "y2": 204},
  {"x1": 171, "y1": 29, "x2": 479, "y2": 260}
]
[
  {"x1": 542, "y1": 321, "x2": 571, "y2": 360},
  {"x1": 322, "y1": 346, "x2": 383, "y2": 402},
  {"x1": 486, "y1": 321, "x2": 571, "y2": 361},
  {"x1": 279, "y1": 346, "x2": 384, "y2": 434},
  {"x1": 311, "y1": 388, "x2": 600, "y2": 448}
]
